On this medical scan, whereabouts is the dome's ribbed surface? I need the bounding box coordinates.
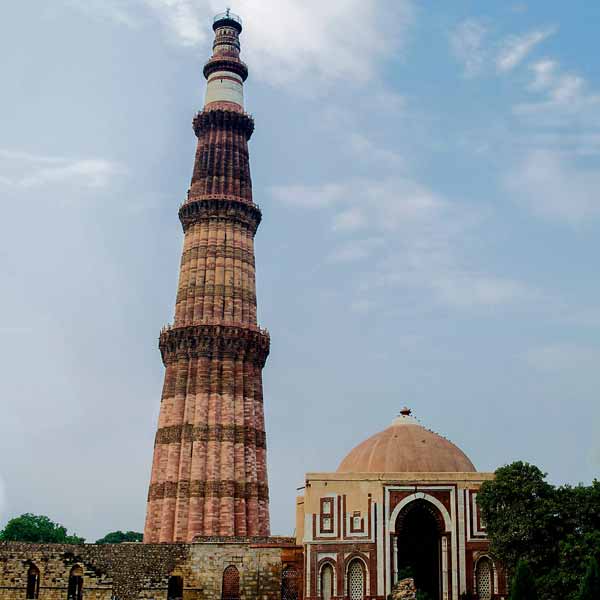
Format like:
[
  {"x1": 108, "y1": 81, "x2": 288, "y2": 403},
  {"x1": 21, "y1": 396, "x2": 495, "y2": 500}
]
[{"x1": 337, "y1": 410, "x2": 476, "y2": 473}]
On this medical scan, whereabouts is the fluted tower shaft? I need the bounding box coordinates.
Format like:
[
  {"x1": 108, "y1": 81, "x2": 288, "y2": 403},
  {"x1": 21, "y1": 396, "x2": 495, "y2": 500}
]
[{"x1": 144, "y1": 11, "x2": 270, "y2": 542}]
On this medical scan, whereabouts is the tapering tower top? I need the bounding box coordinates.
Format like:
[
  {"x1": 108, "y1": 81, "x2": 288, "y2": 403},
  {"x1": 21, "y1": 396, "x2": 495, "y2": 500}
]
[
  {"x1": 203, "y1": 10, "x2": 248, "y2": 112},
  {"x1": 213, "y1": 9, "x2": 243, "y2": 33}
]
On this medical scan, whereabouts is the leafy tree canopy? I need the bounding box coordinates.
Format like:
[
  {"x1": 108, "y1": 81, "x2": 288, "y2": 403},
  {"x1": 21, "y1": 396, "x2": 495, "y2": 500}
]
[
  {"x1": 478, "y1": 462, "x2": 600, "y2": 600},
  {"x1": 0, "y1": 513, "x2": 84, "y2": 544},
  {"x1": 510, "y1": 561, "x2": 538, "y2": 600},
  {"x1": 578, "y1": 557, "x2": 600, "y2": 600},
  {"x1": 95, "y1": 530, "x2": 143, "y2": 544}
]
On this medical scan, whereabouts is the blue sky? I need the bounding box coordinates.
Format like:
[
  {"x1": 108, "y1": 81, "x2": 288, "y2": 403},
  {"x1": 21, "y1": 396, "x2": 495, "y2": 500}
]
[{"x1": 1, "y1": 0, "x2": 599, "y2": 540}]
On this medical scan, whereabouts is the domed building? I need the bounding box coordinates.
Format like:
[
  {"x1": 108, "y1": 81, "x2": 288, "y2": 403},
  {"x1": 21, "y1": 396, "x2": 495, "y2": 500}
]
[{"x1": 295, "y1": 409, "x2": 506, "y2": 600}]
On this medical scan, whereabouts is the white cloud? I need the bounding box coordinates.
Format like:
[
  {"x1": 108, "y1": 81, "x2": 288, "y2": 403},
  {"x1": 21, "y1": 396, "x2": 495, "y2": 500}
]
[
  {"x1": 348, "y1": 133, "x2": 405, "y2": 170},
  {"x1": 142, "y1": 0, "x2": 206, "y2": 46},
  {"x1": 66, "y1": 0, "x2": 141, "y2": 28},
  {"x1": 529, "y1": 59, "x2": 559, "y2": 90},
  {"x1": 550, "y1": 74, "x2": 586, "y2": 104},
  {"x1": 451, "y1": 22, "x2": 556, "y2": 78},
  {"x1": 328, "y1": 238, "x2": 383, "y2": 263},
  {"x1": 0, "y1": 150, "x2": 124, "y2": 190},
  {"x1": 496, "y1": 27, "x2": 556, "y2": 72},
  {"x1": 450, "y1": 19, "x2": 488, "y2": 78},
  {"x1": 332, "y1": 207, "x2": 366, "y2": 233},
  {"x1": 271, "y1": 182, "x2": 345, "y2": 209},
  {"x1": 138, "y1": 0, "x2": 414, "y2": 88},
  {"x1": 515, "y1": 60, "x2": 600, "y2": 129},
  {"x1": 432, "y1": 274, "x2": 532, "y2": 309},
  {"x1": 369, "y1": 90, "x2": 407, "y2": 113},
  {"x1": 506, "y1": 149, "x2": 600, "y2": 224},
  {"x1": 273, "y1": 172, "x2": 531, "y2": 310},
  {"x1": 524, "y1": 343, "x2": 600, "y2": 371},
  {"x1": 273, "y1": 177, "x2": 445, "y2": 231},
  {"x1": 273, "y1": 127, "x2": 533, "y2": 310}
]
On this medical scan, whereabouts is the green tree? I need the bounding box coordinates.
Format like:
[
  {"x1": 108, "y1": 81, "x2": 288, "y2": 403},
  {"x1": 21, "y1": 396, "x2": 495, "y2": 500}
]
[
  {"x1": 510, "y1": 561, "x2": 537, "y2": 600},
  {"x1": 95, "y1": 530, "x2": 143, "y2": 544},
  {"x1": 0, "y1": 513, "x2": 84, "y2": 544},
  {"x1": 578, "y1": 557, "x2": 600, "y2": 600},
  {"x1": 477, "y1": 462, "x2": 559, "y2": 576},
  {"x1": 478, "y1": 463, "x2": 600, "y2": 600}
]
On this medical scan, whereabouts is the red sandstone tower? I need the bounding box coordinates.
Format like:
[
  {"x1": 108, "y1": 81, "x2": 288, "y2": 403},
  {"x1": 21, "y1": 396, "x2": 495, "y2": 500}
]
[{"x1": 144, "y1": 10, "x2": 270, "y2": 542}]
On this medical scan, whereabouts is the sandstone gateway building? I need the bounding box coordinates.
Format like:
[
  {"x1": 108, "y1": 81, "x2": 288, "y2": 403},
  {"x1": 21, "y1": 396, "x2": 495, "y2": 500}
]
[{"x1": 0, "y1": 12, "x2": 506, "y2": 600}]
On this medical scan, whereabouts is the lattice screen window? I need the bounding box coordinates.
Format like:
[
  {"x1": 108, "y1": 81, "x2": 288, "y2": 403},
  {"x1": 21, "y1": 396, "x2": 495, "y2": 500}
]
[
  {"x1": 222, "y1": 566, "x2": 240, "y2": 600},
  {"x1": 476, "y1": 559, "x2": 492, "y2": 600},
  {"x1": 281, "y1": 566, "x2": 299, "y2": 600},
  {"x1": 348, "y1": 560, "x2": 364, "y2": 600}
]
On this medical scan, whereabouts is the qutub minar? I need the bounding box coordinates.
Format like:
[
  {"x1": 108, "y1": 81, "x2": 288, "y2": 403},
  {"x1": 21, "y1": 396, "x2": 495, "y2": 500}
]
[
  {"x1": 144, "y1": 8, "x2": 270, "y2": 543},
  {"x1": 0, "y1": 11, "x2": 508, "y2": 600}
]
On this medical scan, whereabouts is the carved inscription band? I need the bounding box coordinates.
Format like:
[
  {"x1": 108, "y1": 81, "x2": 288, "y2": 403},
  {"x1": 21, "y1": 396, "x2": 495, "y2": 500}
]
[
  {"x1": 159, "y1": 323, "x2": 270, "y2": 366},
  {"x1": 155, "y1": 423, "x2": 266, "y2": 448},
  {"x1": 179, "y1": 198, "x2": 261, "y2": 233},
  {"x1": 203, "y1": 58, "x2": 249, "y2": 83},
  {"x1": 148, "y1": 480, "x2": 269, "y2": 501},
  {"x1": 193, "y1": 108, "x2": 254, "y2": 139}
]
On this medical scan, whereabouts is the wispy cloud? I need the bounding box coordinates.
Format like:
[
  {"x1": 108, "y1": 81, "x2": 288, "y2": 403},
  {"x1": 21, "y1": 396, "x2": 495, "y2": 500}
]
[
  {"x1": 496, "y1": 27, "x2": 556, "y2": 72},
  {"x1": 328, "y1": 238, "x2": 383, "y2": 263},
  {"x1": 142, "y1": 0, "x2": 206, "y2": 46},
  {"x1": 134, "y1": 0, "x2": 414, "y2": 89},
  {"x1": 450, "y1": 22, "x2": 555, "y2": 78},
  {"x1": 529, "y1": 59, "x2": 559, "y2": 90},
  {"x1": 506, "y1": 149, "x2": 600, "y2": 224},
  {"x1": 332, "y1": 207, "x2": 367, "y2": 233},
  {"x1": 347, "y1": 133, "x2": 405, "y2": 170},
  {"x1": 66, "y1": 0, "x2": 142, "y2": 28},
  {"x1": 0, "y1": 149, "x2": 124, "y2": 189},
  {"x1": 271, "y1": 182, "x2": 345, "y2": 209},
  {"x1": 449, "y1": 19, "x2": 488, "y2": 78},
  {"x1": 514, "y1": 60, "x2": 600, "y2": 128},
  {"x1": 504, "y1": 51, "x2": 600, "y2": 224},
  {"x1": 272, "y1": 134, "x2": 533, "y2": 311}
]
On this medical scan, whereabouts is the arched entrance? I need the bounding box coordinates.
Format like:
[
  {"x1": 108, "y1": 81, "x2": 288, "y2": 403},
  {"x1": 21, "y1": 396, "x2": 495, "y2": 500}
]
[{"x1": 395, "y1": 500, "x2": 443, "y2": 600}]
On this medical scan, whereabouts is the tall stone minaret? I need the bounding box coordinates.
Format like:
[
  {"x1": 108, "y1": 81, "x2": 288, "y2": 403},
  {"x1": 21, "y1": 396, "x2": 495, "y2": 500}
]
[{"x1": 144, "y1": 10, "x2": 270, "y2": 542}]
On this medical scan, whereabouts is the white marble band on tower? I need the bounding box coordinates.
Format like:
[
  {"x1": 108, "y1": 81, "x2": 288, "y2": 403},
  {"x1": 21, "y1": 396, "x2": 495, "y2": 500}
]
[{"x1": 205, "y1": 70, "x2": 244, "y2": 108}]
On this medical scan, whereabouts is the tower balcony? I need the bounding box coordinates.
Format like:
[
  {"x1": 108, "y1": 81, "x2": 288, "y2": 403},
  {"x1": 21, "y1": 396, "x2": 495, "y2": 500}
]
[{"x1": 213, "y1": 10, "x2": 243, "y2": 33}]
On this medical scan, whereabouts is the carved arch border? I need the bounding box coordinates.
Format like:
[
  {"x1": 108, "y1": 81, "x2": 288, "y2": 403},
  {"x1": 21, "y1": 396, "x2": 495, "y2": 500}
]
[
  {"x1": 388, "y1": 492, "x2": 452, "y2": 534},
  {"x1": 394, "y1": 498, "x2": 446, "y2": 535},
  {"x1": 317, "y1": 559, "x2": 337, "y2": 598},
  {"x1": 473, "y1": 554, "x2": 498, "y2": 598}
]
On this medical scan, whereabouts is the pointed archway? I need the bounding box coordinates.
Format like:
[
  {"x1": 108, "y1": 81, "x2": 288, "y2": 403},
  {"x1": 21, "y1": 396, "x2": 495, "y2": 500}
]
[{"x1": 395, "y1": 500, "x2": 444, "y2": 600}]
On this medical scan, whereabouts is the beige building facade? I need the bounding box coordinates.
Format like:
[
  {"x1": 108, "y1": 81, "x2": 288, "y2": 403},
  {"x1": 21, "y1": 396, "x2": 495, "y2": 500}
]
[{"x1": 295, "y1": 410, "x2": 507, "y2": 600}]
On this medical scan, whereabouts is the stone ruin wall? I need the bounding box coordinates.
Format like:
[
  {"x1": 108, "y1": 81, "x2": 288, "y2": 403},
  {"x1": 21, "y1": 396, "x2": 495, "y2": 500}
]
[{"x1": 0, "y1": 540, "x2": 301, "y2": 600}]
